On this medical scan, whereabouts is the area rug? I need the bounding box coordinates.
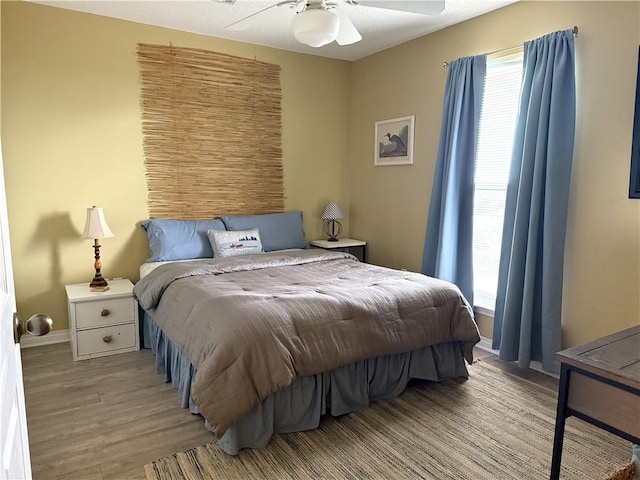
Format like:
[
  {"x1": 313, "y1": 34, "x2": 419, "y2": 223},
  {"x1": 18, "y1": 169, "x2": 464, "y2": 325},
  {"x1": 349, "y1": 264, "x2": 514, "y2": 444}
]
[{"x1": 145, "y1": 360, "x2": 632, "y2": 480}]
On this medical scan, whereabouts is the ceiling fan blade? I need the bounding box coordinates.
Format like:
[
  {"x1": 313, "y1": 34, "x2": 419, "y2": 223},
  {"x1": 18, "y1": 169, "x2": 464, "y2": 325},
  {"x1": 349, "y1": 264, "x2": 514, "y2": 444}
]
[
  {"x1": 356, "y1": 0, "x2": 445, "y2": 16},
  {"x1": 334, "y1": 9, "x2": 362, "y2": 45},
  {"x1": 226, "y1": 0, "x2": 298, "y2": 31}
]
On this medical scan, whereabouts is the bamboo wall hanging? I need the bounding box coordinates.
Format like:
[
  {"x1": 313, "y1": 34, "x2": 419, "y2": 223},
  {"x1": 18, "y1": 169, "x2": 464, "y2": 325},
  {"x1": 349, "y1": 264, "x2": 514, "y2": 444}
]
[{"x1": 137, "y1": 43, "x2": 283, "y2": 219}]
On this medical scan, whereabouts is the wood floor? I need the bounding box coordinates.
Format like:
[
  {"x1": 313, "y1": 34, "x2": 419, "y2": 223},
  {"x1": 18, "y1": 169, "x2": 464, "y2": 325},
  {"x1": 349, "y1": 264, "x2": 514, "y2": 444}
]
[
  {"x1": 21, "y1": 343, "x2": 213, "y2": 480},
  {"x1": 21, "y1": 343, "x2": 558, "y2": 480}
]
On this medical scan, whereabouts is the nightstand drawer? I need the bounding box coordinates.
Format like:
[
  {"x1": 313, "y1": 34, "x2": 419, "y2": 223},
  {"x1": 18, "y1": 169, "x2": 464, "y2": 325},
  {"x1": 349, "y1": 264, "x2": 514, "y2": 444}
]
[
  {"x1": 74, "y1": 297, "x2": 135, "y2": 329},
  {"x1": 76, "y1": 323, "x2": 137, "y2": 357}
]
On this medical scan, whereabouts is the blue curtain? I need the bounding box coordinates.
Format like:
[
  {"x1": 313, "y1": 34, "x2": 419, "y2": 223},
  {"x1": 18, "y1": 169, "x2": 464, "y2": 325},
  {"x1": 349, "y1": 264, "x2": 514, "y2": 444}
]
[
  {"x1": 492, "y1": 30, "x2": 576, "y2": 374},
  {"x1": 421, "y1": 55, "x2": 486, "y2": 306}
]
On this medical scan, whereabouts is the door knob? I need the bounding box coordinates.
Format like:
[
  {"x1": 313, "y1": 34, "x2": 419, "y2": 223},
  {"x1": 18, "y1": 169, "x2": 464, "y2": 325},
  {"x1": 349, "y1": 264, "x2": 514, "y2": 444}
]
[{"x1": 13, "y1": 312, "x2": 53, "y2": 344}]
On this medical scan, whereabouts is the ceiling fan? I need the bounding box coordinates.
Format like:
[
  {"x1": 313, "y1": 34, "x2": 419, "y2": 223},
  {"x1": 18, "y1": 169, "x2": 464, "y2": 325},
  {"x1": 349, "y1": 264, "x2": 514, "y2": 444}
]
[{"x1": 225, "y1": 0, "x2": 446, "y2": 48}]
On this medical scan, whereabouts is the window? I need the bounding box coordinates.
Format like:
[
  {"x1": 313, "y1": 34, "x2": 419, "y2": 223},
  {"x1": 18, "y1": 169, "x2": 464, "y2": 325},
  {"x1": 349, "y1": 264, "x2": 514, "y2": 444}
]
[{"x1": 472, "y1": 50, "x2": 523, "y2": 312}]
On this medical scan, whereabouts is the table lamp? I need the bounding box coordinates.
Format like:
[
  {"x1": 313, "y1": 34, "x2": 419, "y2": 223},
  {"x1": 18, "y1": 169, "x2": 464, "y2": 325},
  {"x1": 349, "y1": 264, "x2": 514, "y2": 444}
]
[
  {"x1": 81, "y1": 206, "x2": 114, "y2": 291},
  {"x1": 322, "y1": 202, "x2": 344, "y2": 242}
]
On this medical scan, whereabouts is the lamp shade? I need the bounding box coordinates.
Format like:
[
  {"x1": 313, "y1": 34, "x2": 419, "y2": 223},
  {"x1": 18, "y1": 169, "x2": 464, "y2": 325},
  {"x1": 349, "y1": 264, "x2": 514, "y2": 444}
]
[
  {"x1": 292, "y1": 8, "x2": 339, "y2": 47},
  {"x1": 322, "y1": 202, "x2": 344, "y2": 220},
  {"x1": 81, "y1": 207, "x2": 114, "y2": 240}
]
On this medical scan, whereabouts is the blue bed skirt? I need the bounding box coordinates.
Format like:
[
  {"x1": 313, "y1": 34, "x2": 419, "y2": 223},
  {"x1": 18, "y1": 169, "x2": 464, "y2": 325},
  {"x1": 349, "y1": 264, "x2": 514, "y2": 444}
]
[{"x1": 140, "y1": 308, "x2": 470, "y2": 455}]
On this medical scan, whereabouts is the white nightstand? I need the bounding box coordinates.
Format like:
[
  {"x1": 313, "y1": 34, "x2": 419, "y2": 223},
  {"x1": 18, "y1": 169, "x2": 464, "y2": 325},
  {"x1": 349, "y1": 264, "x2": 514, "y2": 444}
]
[
  {"x1": 310, "y1": 238, "x2": 367, "y2": 263},
  {"x1": 65, "y1": 279, "x2": 139, "y2": 361}
]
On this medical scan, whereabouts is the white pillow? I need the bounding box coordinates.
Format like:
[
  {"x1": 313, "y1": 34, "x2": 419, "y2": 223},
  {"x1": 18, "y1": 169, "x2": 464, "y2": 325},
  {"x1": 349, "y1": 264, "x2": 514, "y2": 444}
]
[{"x1": 207, "y1": 228, "x2": 263, "y2": 258}]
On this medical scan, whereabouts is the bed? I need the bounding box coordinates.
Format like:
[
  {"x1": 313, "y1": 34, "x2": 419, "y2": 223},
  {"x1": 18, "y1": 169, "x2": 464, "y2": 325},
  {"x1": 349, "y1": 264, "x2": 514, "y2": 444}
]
[{"x1": 133, "y1": 212, "x2": 480, "y2": 455}]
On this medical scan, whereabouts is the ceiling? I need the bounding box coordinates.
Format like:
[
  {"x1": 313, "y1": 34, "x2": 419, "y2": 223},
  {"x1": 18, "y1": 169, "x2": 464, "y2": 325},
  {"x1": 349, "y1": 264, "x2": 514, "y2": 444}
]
[{"x1": 32, "y1": 0, "x2": 517, "y2": 61}]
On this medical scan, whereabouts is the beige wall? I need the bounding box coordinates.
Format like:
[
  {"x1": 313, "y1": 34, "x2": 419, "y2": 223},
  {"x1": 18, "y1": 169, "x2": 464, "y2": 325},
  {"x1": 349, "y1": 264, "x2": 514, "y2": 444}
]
[
  {"x1": 0, "y1": 2, "x2": 2, "y2": 133},
  {"x1": 2, "y1": 1, "x2": 639, "y2": 348},
  {"x1": 349, "y1": 1, "x2": 640, "y2": 347},
  {"x1": 1, "y1": 1, "x2": 351, "y2": 331}
]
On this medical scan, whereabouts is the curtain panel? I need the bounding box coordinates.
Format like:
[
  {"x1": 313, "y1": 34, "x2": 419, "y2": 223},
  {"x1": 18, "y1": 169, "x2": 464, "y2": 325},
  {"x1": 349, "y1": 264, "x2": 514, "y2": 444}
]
[
  {"x1": 422, "y1": 55, "x2": 487, "y2": 306},
  {"x1": 492, "y1": 30, "x2": 576, "y2": 373}
]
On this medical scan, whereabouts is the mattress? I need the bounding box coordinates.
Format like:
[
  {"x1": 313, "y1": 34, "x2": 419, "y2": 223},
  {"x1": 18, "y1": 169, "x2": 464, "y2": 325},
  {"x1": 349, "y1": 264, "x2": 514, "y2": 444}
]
[
  {"x1": 138, "y1": 249, "x2": 305, "y2": 278},
  {"x1": 139, "y1": 258, "x2": 202, "y2": 279}
]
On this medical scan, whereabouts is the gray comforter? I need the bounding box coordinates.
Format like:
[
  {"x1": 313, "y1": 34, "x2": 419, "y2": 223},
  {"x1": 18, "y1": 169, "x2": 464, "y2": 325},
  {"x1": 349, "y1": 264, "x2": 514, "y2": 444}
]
[{"x1": 134, "y1": 249, "x2": 480, "y2": 437}]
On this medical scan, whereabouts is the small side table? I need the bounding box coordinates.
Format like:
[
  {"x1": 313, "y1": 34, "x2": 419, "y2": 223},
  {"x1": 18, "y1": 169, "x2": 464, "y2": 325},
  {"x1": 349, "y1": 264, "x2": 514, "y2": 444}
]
[
  {"x1": 65, "y1": 279, "x2": 139, "y2": 361},
  {"x1": 310, "y1": 238, "x2": 367, "y2": 263},
  {"x1": 550, "y1": 326, "x2": 640, "y2": 479}
]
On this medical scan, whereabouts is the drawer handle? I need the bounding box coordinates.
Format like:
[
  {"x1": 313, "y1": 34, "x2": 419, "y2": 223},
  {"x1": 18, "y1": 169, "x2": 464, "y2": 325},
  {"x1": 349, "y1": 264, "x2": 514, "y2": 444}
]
[
  {"x1": 101, "y1": 309, "x2": 111, "y2": 317},
  {"x1": 102, "y1": 335, "x2": 112, "y2": 343}
]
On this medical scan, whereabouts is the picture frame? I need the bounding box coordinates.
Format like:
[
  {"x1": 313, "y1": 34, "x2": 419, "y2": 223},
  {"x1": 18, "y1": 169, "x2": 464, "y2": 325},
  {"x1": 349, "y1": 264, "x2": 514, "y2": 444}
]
[
  {"x1": 374, "y1": 115, "x2": 414, "y2": 166},
  {"x1": 630, "y1": 46, "x2": 640, "y2": 199}
]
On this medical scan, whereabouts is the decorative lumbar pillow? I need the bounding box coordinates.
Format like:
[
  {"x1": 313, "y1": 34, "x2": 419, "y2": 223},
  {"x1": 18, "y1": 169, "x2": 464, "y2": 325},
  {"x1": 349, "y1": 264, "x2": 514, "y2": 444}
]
[
  {"x1": 207, "y1": 228, "x2": 263, "y2": 258},
  {"x1": 221, "y1": 211, "x2": 306, "y2": 252},
  {"x1": 141, "y1": 218, "x2": 226, "y2": 262}
]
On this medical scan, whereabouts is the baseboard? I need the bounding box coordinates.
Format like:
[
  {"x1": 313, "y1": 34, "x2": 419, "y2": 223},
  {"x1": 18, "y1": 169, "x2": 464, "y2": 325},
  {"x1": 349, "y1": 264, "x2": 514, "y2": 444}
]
[
  {"x1": 476, "y1": 336, "x2": 497, "y2": 354},
  {"x1": 20, "y1": 328, "x2": 69, "y2": 348}
]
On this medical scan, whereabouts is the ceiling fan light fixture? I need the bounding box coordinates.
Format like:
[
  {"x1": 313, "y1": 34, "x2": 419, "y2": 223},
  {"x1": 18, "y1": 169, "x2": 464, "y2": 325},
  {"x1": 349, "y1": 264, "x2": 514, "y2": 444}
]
[{"x1": 292, "y1": 8, "x2": 339, "y2": 48}]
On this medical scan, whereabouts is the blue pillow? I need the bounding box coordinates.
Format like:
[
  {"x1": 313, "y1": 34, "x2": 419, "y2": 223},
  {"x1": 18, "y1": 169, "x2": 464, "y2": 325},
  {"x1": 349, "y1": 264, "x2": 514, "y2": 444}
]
[
  {"x1": 141, "y1": 218, "x2": 226, "y2": 262},
  {"x1": 221, "y1": 211, "x2": 306, "y2": 252}
]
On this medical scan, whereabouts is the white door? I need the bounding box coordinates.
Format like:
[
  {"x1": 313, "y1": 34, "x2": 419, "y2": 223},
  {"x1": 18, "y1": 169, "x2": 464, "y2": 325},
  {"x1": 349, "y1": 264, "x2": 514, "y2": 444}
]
[{"x1": 0, "y1": 139, "x2": 32, "y2": 480}]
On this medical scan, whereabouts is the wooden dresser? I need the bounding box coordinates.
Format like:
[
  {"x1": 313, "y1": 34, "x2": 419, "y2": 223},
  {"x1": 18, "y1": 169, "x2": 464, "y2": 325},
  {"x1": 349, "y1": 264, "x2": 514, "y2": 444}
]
[{"x1": 550, "y1": 325, "x2": 640, "y2": 479}]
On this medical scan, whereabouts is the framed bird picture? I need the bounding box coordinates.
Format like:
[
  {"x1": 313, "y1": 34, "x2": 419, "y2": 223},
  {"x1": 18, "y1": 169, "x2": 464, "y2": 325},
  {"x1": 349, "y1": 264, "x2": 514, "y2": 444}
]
[{"x1": 374, "y1": 115, "x2": 414, "y2": 166}]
